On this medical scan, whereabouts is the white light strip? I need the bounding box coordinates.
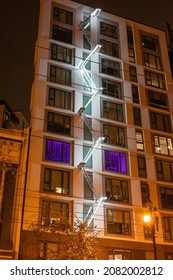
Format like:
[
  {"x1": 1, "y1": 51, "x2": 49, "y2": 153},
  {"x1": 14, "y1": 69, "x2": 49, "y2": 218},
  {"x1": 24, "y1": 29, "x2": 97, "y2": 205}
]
[
  {"x1": 83, "y1": 137, "x2": 105, "y2": 163},
  {"x1": 91, "y1": 8, "x2": 101, "y2": 17},
  {"x1": 77, "y1": 44, "x2": 102, "y2": 69},
  {"x1": 87, "y1": 196, "x2": 107, "y2": 227}
]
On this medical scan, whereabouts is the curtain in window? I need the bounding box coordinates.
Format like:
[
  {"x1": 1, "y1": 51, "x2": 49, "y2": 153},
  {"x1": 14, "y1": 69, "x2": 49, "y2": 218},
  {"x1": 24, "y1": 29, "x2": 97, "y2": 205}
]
[
  {"x1": 45, "y1": 139, "x2": 70, "y2": 163},
  {"x1": 104, "y1": 150, "x2": 127, "y2": 173}
]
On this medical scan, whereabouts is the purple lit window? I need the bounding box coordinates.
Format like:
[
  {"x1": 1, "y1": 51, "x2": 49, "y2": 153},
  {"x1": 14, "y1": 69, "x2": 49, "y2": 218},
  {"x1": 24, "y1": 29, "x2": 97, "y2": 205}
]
[
  {"x1": 104, "y1": 150, "x2": 127, "y2": 173},
  {"x1": 45, "y1": 139, "x2": 71, "y2": 164}
]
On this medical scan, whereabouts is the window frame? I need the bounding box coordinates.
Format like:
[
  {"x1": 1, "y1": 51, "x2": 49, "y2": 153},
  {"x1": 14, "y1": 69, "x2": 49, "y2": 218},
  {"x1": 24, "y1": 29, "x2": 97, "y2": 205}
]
[
  {"x1": 104, "y1": 149, "x2": 128, "y2": 174},
  {"x1": 50, "y1": 44, "x2": 73, "y2": 64},
  {"x1": 45, "y1": 138, "x2": 71, "y2": 164},
  {"x1": 101, "y1": 78, "x2": 123, "y2": 99},
  {"x1": 48, "y1": 87, "x2": 73, "y2": 111},
  {"x1": 105, "y1": 177, "x2": 129, "y2": 204},
  {"x1": 101, "y1": 99, "x2": 124, "y2": 122},
  {"x1": 106, "y1": 208, "x2": 131, "y2": 236},
  {"x1": 150, "y1": 111, "x2": 171, "y2": 132},
  {"x1": 159, "y1": 186, "x2": 173, "y2": 210},
  {"x1": 100, "y1": 58, "x2": 121, "y2": 78},
  {"x1": 49, "y1": 65, "x2": 72, "y2": 86},
  {"x1": 103, "y1": 123, "x2": 125, "y2": 147},
  {"x1": 46, "y1": 111, "x2": 71, "y2": 136}
]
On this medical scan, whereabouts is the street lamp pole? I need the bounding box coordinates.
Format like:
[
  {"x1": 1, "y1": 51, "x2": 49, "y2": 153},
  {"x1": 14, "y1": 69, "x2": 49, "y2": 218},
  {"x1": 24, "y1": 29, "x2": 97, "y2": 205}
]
[{"x1": 143, "y1": 199, "x2": 159, "y2": 260}]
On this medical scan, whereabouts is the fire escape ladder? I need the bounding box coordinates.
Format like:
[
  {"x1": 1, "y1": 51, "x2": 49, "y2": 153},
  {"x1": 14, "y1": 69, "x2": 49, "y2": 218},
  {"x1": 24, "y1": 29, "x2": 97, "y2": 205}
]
[{"x1": 77, "y1": 8, "x2": 106, "y2": 230}]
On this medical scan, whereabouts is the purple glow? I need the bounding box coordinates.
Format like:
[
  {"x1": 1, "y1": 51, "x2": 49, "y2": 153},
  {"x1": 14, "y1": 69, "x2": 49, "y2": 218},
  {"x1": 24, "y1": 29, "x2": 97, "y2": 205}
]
[
  {"x1": 104, "y1": 150, "x2": 127, "y2": 173},
  {"x1": 45, "y1": 139, "x2": 70, "y2": 164}
]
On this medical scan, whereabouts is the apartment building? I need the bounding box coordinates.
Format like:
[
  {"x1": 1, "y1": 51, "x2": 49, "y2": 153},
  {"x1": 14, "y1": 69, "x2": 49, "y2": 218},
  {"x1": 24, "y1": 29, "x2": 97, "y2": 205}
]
[
  {"x1": 0, "y1": 100, "x2": 29, "y2": 259},
  {"x1": 21, "y1": 0, "x2": 173, "y2": 259}
]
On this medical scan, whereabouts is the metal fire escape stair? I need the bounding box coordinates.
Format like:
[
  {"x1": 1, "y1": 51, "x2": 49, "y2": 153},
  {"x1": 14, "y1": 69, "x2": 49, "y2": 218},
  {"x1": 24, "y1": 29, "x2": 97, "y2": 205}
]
[{"x1": 77, "y1": 9, "x2": 106, "y2": 230}]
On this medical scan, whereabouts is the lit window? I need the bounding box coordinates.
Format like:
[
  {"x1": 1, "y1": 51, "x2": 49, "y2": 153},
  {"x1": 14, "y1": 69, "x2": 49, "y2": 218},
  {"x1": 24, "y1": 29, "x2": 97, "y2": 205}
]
[
  {"x1": 143, "y1": 53, "x2": 161, "y2": 70},
  {"x1": 50, "y1": 65, "x2": 71, "y2": 86},
  {"x1": 145, "y1": 70, "x2": 165, "y2": 89},
  {"x1": 42, "y1": 200, "x2": 69, "y2": 226},
  {"x1": 102, "y1": 100, "x2": 124, "y2": 122},
  {"x1": 45, "y1": 139, "x2": 71, "y2": 164},
  {"x1": 43, "y1": 168, "x2": 70, "y2": 194},
  {"x1": 104, "y1": 150, "x2": 127, "y2": 174},
  {"x1": 136, "y1": 130, "x2": 144, "y2": 151},
  {"x1": 105, "y1": 177, "x2": 129, "y2": 203},
  {"x1": 108, "y1": 248, "x2": 132, "y2": 260},
  {"x1": 48, "y1": 87, "x2": 73, "y2": 110},
  {"x1": 129, "y1": 66, "x2": 137, "y2": 82},
  {"x1": 153, "y1": 135, "x2": 173, "y2": 156},
  {"x1": 103, "y1": 124, "x2": 125, "y2": 146},
  {"x1": 106, "y1": 209, "x2": 131, "y2": 235}
]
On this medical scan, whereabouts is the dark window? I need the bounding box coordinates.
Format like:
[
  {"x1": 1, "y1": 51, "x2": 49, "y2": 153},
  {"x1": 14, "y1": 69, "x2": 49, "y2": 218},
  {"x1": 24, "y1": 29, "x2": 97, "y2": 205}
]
[
  {"x1": 129, "y1": 66, "x2": 137, "y2": 82},
  {"x1": 53, "y1": 7, "x2": 73, "y2": 25},
  {"x1": 132, "y1": 85, "x2": 139, "y2": 103},
  {"x1": 43, "y1": 168, "x2": 70, "y2": 194},
  {"x1": 45, "y1": 139, "x2": 71, "y2": 164},
  {"x1": 83, "y1": 145, "x2": 92, "y2": 168},
  {"x1": 83, "y1": 95, "x2": 92, "y2": 115},
  {"x1": 141, "y1": 35, "x2": 159, "y2": 52},
  {"x1": 105, "y1": 177, "x2": 129, "y2": 203},
  {"x1": 163, "y1": 216, "x2": 173, "y2": 241},
  {"x1": 100, "y1": 22, "x2": 118, "y2": 39},
  {"x1": 52, "y1": 25, "x2": 72, "y2": 44},
  {"x1": 47, "y1": 112, "x2": 71, "y2": 135},
  {"x1": 141, "y1": 183, "x2": 150, "y2": 207},
  {"x1": 107, "y1": 209, "x2": 131, "y2": 235},
  {"x1": 148, "y1": 90, "x2": 168, "y2": 110},
  {"x1": 150, "y1": 111, "x2": 171, "y2": 132},
  {"x1": 102, "y1": 79, "x2": 122, "y2": 99},
  {"x1": 104, "y1": 150, "x2": 127, "y2": 174},
  {"x1": 133, "y1": 107, "x2": 142, "y2": 126},
  {"x1": 84, "y1": 119, "x2": 92, "y2": 141},
  {"x1": 137, "y1": 156, "x2": 147, "y2": 178},
  {"x1": 156, "y1": 160, "x2": 173, "y2": 181},
  {"x1": 103, "y1": 124, "x2": 125, "y2": 146},
  {"x1": 101, "y1": 58, "x2": 121, "y2": 78},
  {"x1": 51, "y1": 44, "x2": 73, "y2": 64},
  {"x1": 100, "y1": 39, "x2": 119, "y2": 58},
  {"x1": 160, "y1": 187, "x2": 173, "y2": 209}
]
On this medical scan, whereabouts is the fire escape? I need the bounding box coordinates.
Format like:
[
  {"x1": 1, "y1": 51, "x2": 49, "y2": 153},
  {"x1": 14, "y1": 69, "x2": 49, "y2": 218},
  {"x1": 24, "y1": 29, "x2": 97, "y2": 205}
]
[{"x1": 77, "y1": 9, "x2": 106, "y2": 228}]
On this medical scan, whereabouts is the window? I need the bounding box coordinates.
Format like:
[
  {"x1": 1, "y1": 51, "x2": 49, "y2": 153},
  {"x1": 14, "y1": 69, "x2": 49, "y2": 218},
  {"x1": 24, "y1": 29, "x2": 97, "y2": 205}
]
[
  {"x1": 84, "y1": 174, "x2": 93, "y2": 199},
  {"x1": 102, "y1": 79, "x2": 122, "y2": 99},
  {"x1": 83, "y1": 52, "x2": 91, "y2": 70},
  {"x1": 102, "y1": 100, "x2": 123, "y2": 122},
  {"x1": 104, "y1": 150, "x2": 127, "y2": 174},
  {"x1": 147, "y1": 90, "x2": 168, "y2": 110},
  {"x1": 137, "y1": 156, "x2": 147, "y2": 177},
  {"x1": 101, "y1": 58, "x2": 121, "y2": 78},
  {"x1": 100, "y1": 22, "x2": 118, "y2": 39},
  {"x1": 133, "y1": 107, "x2": 142, "y2": 126},
  {"x1": 83, "y1": 95, "x2": 92, "y2": 114},
  {"x1": 83, "y1": 204, "x2": 93, "y2": 231},
  {"x1": 50, "y1": 65, "x2": 71, "y2": 86},
  {"x1": 45, "y1": 139, "x2": 71, "y2": 164},
  {"x1": 42, "y1": 200, "x2": 69, "y2": 226},
  {"x1": 136, "y1": 130, "x2": 144, "y2": 151},
  {"x1": 48, "y1": 87, "x2": 73, "y2": 110},
  {"x1": 141, "y1": 183, "x2": 150, "y2": 207},
  {"x1": 51, "y1": 44, "x2": 73, "y2": 64},
  {"x1": 143, "y1": 53, "x2": 161, "y2": 70},
  {"x1": 53, "y1": 7, "x2": 73, "y2": 25},
  {"x1": 47, "y1": 112, "x2": 71, "y2": 135},
  {"x1": 145, "y1": 70, "x2": 165, "y2": 89},
  {"x1": 156, "y1": 160, "x2": 173, "y2": 181},
  {"x1": 52, "y1": 25, "x2": 72, "y2": 44},
  {"x1": 108, "y1": 248, "x2": 132, "y2": 260},
  {"x1": 103, "y1": 124, "x2": 125, "y2": 146},
  {"x1": 163, "y1": 216, "x2": 173, "y2": 241},
  {"x1": 105, "y1": 177, "x2": 129, "y2": 203},
  {"x1": 43, "y1": 168, "x2": 70, "y2": 194},
  {"x1": 141, "y1": 34, "x2": 159, "y2": 52},
  {"x1": 107, "y1": 209, "x2": 131, "y2": 235},
  {"x1": 129, "y1": 66, "x2": 137, "y2": 82},
  {"x1": 52, "y1": 6, "x2": 73, "y2": 44},
  {"x1": 159, "y1": 187, "x2": 173, "y2": 209},
  {"x1": 83, "y1": 145, "x2": 92, "y2": 168},
  {"x1": 100, "y1": 39, "x2": 119, "y2": 58},
  {"x1": 132, "y1": 85, "x2": 139, "y2": 103},
  {"x1": 150, "y1": 112, "x2": 171, "y2": 132},
  {"x1": 84, "y1": 119, "x2": 92, "y2": 141},
  {"x1": 127, "y1": 26, "x2": 135, "y2": 63},
  {"x1": 153, "y1": 135, "x2": 173, "y2": 156}
]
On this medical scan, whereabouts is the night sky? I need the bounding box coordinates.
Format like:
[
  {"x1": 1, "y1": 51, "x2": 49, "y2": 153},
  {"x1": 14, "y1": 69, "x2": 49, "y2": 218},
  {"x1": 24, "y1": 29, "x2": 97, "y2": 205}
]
[{"x1": 0, "y1": 0, "x2": 172, "y2": 121}]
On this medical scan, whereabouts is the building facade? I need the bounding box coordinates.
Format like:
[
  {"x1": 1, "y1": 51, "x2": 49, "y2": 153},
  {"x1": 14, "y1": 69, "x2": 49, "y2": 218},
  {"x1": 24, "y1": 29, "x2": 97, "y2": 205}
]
[
  {"x1": 21, "y1": 0, "x2": 173, "y2": 259},
  {"x1": 0, "y1": 100, "x2": 29, "y2": 259}
]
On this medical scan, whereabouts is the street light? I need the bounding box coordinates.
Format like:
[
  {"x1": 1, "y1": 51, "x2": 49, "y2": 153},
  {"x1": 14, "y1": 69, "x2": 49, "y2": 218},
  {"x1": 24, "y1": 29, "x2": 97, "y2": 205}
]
[{"x1": 143, "y1": 199, "x2": 159, "y2": 260}]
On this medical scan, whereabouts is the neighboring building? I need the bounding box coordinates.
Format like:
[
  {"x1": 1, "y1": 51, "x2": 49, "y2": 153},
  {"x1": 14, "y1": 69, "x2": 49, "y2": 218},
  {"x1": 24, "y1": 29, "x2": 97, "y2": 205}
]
[
  {"x1": 0, "y1": 100, "x2": 29, "y2": 259},
  {"x1": 21, "y1": 0, "x2": 173, "y2": 260}
]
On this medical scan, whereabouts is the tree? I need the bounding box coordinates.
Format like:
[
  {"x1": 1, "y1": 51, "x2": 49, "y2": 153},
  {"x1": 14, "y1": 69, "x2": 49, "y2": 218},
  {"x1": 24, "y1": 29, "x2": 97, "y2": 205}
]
[{"x1": 21, "y1": 219, "x2": 101, "y2": 260}]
